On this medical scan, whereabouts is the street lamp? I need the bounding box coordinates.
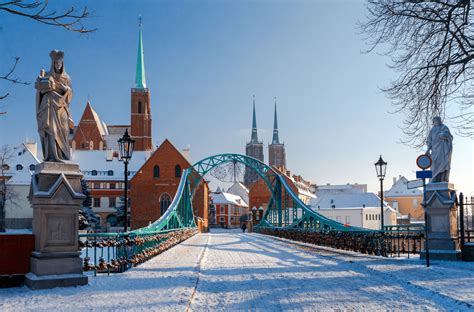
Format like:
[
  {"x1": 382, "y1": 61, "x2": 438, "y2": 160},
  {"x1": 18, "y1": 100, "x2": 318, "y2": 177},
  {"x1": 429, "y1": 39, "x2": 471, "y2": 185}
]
[
  {"x1": 118, "y1": 129, "x2": 135, "y2": 233},
  {"x1": 374, "y1": 155, "x2": 387, "y2": 231}
]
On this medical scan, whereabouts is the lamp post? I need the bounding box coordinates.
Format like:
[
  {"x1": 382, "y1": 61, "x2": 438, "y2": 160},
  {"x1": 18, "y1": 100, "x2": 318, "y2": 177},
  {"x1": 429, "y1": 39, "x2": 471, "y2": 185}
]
[
  {"x1": 118, "y1": 129, "x2": 135, "y2": 233},
  {"x1": 374, "y1": 155, "x2": 387, "y2": 231}
]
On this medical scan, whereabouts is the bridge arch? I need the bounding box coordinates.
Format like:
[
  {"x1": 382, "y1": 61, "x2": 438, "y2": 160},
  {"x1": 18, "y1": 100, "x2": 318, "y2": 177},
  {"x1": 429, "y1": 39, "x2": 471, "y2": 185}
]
[{"x1": 132, "y1": 153, "x2": 370, "y2": 234}]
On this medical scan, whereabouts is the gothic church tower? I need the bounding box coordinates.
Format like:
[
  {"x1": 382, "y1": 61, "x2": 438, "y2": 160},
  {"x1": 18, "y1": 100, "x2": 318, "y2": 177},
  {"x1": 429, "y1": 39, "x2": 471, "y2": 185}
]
[
  {"x1": 244, "y1": 96, "x2": 264, "y2": 187},
  {"x1": 268, "y1": 98, "x2": 286, "y2": 169},
  {"x1": 131, "y1": 19, "x2": 153, "y2": 151}
]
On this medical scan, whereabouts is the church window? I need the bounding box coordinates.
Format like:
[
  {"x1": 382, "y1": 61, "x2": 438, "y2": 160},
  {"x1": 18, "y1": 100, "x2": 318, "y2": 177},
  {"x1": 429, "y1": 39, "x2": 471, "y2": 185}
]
[
  {"x1": 138, "y1": 101, "x2": 142, "y2": 114},
  {"x1": 160, "y1": 193, "x2": 171, "y2": 215},
  {"x1": 72, "y1": 141, "x2": 76, "y2": 150},
  {"x1": 29, "y1": 164, "x2": 35, "y2": 171},
  {"x1": 90, "y1": 141, "x2": 94, "y2": 150},
  {"x1": 16, "y1": 164, "x2": 23, "y2": 171},
  {"x1": 153, "y1": 165, "x2": 160, "y2": 178},
  {"x1": 175, "y1": 165, "x2": 181, "y2": 178}
]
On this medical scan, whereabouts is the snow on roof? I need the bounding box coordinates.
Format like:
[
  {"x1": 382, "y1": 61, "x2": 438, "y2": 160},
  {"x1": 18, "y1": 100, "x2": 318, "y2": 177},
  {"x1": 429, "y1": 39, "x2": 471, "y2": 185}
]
[
  {"x1": 310, "y1": 192, "x2": 390, "y2": 210},
  {"x1": 88, "y1": 103, "x2": 109, "y2": 136},
  {"x1": 211, "y1": 192, "x2": 248, "y2": 207},
  {"x1": 226, "y1": 182, "x2": 250, "y2": 206},
  {"x1": 5, "y1": 143, "x2": 41, "y2": 185},
  {"x1": 385, "y1": 175, "x2": 422, "y2": 197},
  {"x1": 72, "y1": 150, "x2": 151, "y2": 181}
]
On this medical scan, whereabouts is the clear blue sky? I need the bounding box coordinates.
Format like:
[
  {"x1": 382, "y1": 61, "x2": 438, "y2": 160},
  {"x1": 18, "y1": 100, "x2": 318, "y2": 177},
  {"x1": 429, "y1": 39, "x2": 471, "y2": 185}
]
[{"x1": 1, "y1": 0, "x2": 472, "y2": 194}]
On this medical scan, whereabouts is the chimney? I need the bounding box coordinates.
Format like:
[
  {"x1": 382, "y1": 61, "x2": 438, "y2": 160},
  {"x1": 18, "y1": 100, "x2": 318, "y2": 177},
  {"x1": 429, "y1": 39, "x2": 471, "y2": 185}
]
[
  {"x1": 106, "y1": 149, "x2": 113, "y2": 161},
  {"x1": 182, "y1": 145, "x2": 191, "y2": 163}
]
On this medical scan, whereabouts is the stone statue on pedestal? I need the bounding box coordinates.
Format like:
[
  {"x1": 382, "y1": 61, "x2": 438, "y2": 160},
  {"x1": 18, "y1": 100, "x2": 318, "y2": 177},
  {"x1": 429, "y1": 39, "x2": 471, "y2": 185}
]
[
  {"x1": 26, "y1": 50, "x2": 87, "y2": 289},
  {"x1": 426, "y1": 116, "x2": 453, "y2": 183},
  {"x1": 35, "y1": 50, "x2": 72, "y2": 162}
]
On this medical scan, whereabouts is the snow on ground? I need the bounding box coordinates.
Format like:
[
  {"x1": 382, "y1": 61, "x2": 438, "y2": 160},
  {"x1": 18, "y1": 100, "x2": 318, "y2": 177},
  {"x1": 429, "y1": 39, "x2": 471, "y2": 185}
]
[{"x1": 1, "y1": 228, "x2": 474, "y2": 311}]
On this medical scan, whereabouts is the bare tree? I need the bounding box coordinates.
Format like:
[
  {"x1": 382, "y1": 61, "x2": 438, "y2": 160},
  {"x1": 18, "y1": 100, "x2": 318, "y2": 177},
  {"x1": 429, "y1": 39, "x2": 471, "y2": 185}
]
[
  {"x1": 360, "y1": 0, "x2": 474, "y2": 147},
  {"x1": 0, "y1": 145, "x2": 18, "y2": 232},
  {"x1": 0, "y1": 0, "x2": 95, "y2": 103}
]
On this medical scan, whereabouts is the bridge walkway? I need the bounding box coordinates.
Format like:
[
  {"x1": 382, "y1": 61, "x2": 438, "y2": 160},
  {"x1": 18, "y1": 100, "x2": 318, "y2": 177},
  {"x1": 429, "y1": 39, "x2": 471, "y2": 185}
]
[{"x1": 1, "y1": 229, "x2": 474, "y2": 311}]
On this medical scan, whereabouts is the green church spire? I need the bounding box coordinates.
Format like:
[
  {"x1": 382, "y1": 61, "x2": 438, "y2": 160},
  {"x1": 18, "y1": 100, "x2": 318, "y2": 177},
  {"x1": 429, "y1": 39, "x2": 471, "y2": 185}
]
[{"x1": 135, "y1": 16, "x2": 147, "y2": 89}]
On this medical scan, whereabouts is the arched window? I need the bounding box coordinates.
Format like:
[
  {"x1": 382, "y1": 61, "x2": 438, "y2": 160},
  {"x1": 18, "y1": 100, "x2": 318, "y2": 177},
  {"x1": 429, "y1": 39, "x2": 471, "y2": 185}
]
[
  {"x1": 175, "y1": 165, "x2": 181, "y2": 178},
  {"x1": 29, "y1": 164, "x2": 35, "y2": 171},
  {"x1": 153, "y1": 165, "x2": 160, "y2": 178},
  {"x1": 138, "y1": 101, "x2": 142, "y2": 114},
  {"x1": 16, "y1": 164, "x2": 23, "y2": 171},
  {"x1": 160, "y1": 193, "x2": 171, "y2": 215}
]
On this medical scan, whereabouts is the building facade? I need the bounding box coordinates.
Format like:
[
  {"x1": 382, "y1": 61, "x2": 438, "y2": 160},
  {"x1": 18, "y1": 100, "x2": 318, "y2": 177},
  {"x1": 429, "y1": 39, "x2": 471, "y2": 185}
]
[
  {"x1": 384, "y1": 175, "x2": 424, "y2": 223},
  {"x1": 130, "y1": 139, "x2": 209, "y2": 230},
  {"x1": 211, "y1": 191, "x2": 248, "y2": 228}
]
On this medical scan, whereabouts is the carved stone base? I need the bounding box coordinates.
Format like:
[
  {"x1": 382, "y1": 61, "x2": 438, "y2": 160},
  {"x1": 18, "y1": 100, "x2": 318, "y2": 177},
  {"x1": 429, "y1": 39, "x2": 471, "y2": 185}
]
[
  {"x1": 26, "y1": 162, "x2": 88, "y2": 289},
  {"x1": 422, "y1": 182, "x2": 461, "y2": 261}
]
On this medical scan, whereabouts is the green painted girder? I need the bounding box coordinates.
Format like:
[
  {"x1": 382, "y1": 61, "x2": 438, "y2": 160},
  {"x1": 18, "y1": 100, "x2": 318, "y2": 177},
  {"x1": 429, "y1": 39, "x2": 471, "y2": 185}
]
[{"x1": 131, "y1": 153, "x2": 376, "y2": 236}]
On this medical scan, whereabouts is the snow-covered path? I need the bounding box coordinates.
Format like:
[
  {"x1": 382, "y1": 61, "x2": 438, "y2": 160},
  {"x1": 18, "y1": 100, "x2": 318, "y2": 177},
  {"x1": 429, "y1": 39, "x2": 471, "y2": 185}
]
[{"x1": 2, "y1": 229, "x2": 474, "y2": 311}]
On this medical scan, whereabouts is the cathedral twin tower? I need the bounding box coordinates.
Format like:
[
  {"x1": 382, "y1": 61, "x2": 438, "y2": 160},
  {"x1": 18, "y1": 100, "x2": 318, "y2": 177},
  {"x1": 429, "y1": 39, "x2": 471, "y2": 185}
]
[{"x1": 244, "y1": 96, "x2": 287, "y2": 187}]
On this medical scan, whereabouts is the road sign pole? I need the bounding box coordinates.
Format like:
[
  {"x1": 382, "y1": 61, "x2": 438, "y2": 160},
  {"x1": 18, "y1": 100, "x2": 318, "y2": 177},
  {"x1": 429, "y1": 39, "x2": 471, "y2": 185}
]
[{"x1": 422, "y1": 176, "x2": 430, "y2": 267}]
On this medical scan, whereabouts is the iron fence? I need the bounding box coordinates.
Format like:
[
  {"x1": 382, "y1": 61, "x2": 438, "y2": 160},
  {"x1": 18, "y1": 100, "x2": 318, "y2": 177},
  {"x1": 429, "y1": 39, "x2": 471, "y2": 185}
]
[
  {"x1": 78, "y1": 228, "x2": 197, "y2": 275},
  {"x1": 458, "y1": 193, "x2": 474, "y2": 260},
  {"x1": 256, "y1": 225, "x2": 424, "y2": 258}
]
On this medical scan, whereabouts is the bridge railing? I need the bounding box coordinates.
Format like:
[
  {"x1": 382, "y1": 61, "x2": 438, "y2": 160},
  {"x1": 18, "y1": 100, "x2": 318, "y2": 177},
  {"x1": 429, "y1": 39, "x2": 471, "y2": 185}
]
[
  {"x1": 78, "y1": 228, "x2": 197, "y2": 275},
  {"x1": 256, "y1": 226, "x2": 424, "y2": 258}
]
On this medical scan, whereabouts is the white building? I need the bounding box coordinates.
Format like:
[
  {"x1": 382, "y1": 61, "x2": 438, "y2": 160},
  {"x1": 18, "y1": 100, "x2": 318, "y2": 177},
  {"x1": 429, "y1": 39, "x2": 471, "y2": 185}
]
[
  {"x1": 311, "y1": 184, "x2": 398, "y2": 230},
  {"x1": 226, "y1": 182, "x2": 249, "y2": 206},
  {"x1": 2, "y1": 142, "x2": 40, "y2": 229}
]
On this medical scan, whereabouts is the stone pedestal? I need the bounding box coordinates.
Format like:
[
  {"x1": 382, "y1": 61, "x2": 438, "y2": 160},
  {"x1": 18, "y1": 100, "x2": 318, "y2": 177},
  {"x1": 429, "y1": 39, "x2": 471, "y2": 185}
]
[
  {"x1": 421, "y1": 182, "x2": 461, "y2": 261},
  {"x1": 25, "y1": 162, "x2": 88, "y2": 289}
]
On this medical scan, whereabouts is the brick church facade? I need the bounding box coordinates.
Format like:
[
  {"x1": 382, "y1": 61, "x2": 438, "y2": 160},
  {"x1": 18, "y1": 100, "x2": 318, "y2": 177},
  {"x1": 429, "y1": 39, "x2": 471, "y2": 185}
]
[{"x1": 130, "y1": 139, "x2": 209, "y2": 231}]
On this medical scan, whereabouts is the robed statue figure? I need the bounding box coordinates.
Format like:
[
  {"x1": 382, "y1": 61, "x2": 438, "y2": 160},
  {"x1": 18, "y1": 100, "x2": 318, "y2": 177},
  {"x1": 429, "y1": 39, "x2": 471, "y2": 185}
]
[
  {"x1": 35, "y1": 50, "x2": 72, "y2": 162},
  {"x1": 426, "y1": 116, "x2": 453, "y2": 183}
]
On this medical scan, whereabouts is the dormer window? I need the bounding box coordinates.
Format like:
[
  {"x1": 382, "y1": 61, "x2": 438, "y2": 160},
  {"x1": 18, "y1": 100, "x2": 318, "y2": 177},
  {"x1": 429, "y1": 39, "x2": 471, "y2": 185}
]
[
  {"x1": 16, "y1": 164, "x2": 23, "y2": 171},
  {"x1": 2, "y1": 164, "x2": 10, "y2": 171},
  {"x1": 91, "y1": 170, "x2": 98, "y2": 176},
  {"x1": 107, "y1": 170, "x2": 114, "y2": 176},
  {"x1": 29, "y1": 164, "x2": 35, "y2": 171}
]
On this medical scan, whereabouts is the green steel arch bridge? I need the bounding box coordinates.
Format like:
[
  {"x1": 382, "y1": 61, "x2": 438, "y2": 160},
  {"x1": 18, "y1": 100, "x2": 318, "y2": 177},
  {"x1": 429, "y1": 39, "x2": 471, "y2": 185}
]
[
  {"x1": 132, "y1": 153, "x2": 367, "y2": 234},
  {"x1": 80, "y1": 154, "x2": 424, "y2": 273}
]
